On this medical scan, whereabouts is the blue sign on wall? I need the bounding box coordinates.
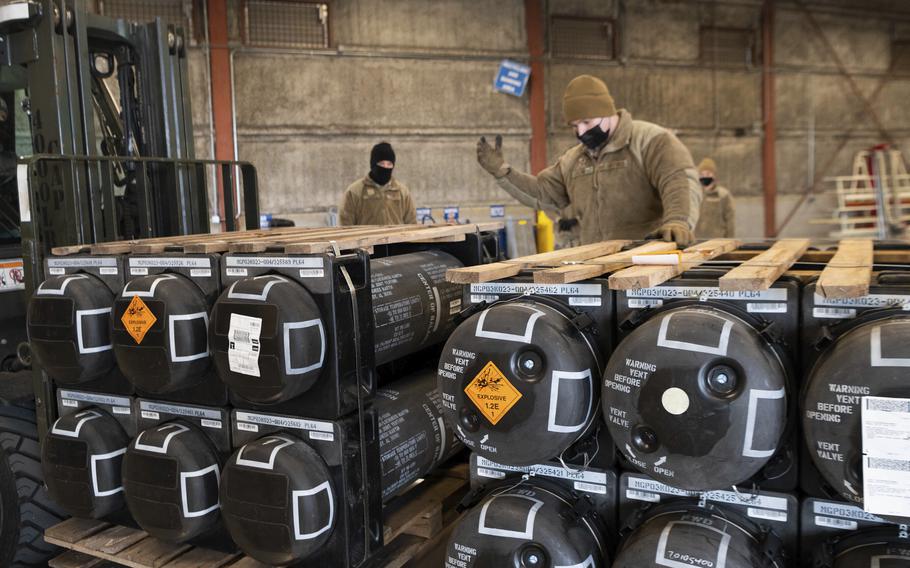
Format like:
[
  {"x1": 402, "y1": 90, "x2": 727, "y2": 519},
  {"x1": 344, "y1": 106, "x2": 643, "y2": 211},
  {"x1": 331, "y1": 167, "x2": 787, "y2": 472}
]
[
  {"x1": 443, "y1": 206, "x2": 460, "y2": 222},
  {"x1": 494, "y1": 60, "x2": 531, "y2": 97},
  {"x1": 416, "y1": 207, "x2": 432, "y2": 223},
  {"x1": 489, "y1": 205, "x2": 505, "y2": 218}
]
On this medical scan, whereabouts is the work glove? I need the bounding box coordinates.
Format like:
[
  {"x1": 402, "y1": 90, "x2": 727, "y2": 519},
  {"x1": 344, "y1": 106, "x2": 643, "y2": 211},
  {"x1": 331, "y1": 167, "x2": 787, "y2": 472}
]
[
  {"x1": 477, "y1": 135, "x2": 507, "y2": 177},
  {"x1": 648, "y1": 221, "x2": 694, "y2": 247},
  {"x1": 557, "y1": 218, "x2": 579, "y2": 232}
]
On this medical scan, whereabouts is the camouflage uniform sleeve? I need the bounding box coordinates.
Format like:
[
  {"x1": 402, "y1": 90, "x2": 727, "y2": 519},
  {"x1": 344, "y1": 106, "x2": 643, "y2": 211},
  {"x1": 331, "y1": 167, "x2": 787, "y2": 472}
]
[
  {"x1": 494, "y1": 157, "x2": 571, "y2": 213},
  {"x1": 401, "y1": 184, "x2": 417, "y2": 224},
  {"x1": 641, "y1": 133, "x2": 702, "y2": 230},
  {"x1": 339, "y1": 182, "x2": 360, "y2": 226},
  {"x1": 723, "y1": 189, "x2": 736, "y2": 238}
]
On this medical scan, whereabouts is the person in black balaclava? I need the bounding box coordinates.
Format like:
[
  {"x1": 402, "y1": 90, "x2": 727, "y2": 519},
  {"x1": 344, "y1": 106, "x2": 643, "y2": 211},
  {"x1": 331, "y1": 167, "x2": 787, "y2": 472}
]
[
  {"x1": 339, "y1": 141, "x2": 417, "y2": 226},
  {"x1": 694, "y1": 157, "x2": 735, "y2": 238}
]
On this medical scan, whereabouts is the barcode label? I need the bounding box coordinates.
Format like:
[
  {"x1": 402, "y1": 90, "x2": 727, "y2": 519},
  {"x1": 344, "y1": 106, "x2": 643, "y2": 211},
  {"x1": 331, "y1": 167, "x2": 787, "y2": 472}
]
[
  {"x1": 228, "y1": 313, "x2": 262, "y2": 377},
  {"x1": 747, "y1": 302, "x2": 787, "y2": 314},
  {"x1": 141, "y1": 410, "x2": 159, "y2": 420},
  {"x1": 574, "y1": 481, "x2": 606, "y2": 495},
  {"x1": 226, "y1": 268, "x2": 248, "y2": 277},
  {"x1": 113, "y1": 406, "x2": 131, "y2": 415},
  {"x1": 48, "y1": 267, "x2": 65, "y2": 275},
  {"x1": 476, "y1": 467, "x2": 506, "y2": 479},
  {"x1": 747, "y1": 507, "x2": 787, "y2": 522},
  {"x1": 100, "y1": 267, "x2": 118, "y2": 275},
  {"x1": 309, "y1": 431, "x2": 334, "y2": 442},
  {"x1": 61, "y1": 399, "x2": 78, "y2": 407},
  {"x1": 470, "y1": 294, "x2": 499, "y2": 304},
  {"x1": 868, "y1": 457, "x2": 910, "y2": 471},
  {"x1": 862, "y1": 396, "x2": 910, "y2": 516},
  {"x1": 236, "y1": 422, "x2": 259, "y2": 432},
  {"x1": 130, "y1": 267, "x2": 149, "y2": 276},
  {"x1": 569, "y1": 297, "x2": 602, "y2": 307},
  {"x1": 815, "y1": 515, "x2": 858, "y2": 531},
  {"x1": 628, "y1": 298, "x2": 663, "y2": 309},
  {"x1": 298, "y1": 269, "x2": 324, "y2": 278},
  {"x1": 201, "y1": 419, "x2": 222, "y2": 430},
  {"x1": 813, "y1": 307, "x2": 856, "y2": 319},
  {"x1": 626, "y1": 489, "x2": 660, "y2": 503},
  {"x1": 190, "y1": 268, "x2": 212, "y2": 278},
  {"x1": 867, "y1": 399, "x2": 910, "y2": 413}
]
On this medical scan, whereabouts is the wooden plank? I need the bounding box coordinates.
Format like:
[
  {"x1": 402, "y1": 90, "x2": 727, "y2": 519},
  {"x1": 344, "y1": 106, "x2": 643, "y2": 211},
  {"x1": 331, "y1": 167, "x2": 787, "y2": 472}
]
[
  {"x1": 533, "y1": 241, "x2": 677, "y2": 284},
  {"x1": 383, "y1": 475, "x2": 467, "y2": 544},
  {"x1": 129, "y1": 225, "x2": 383, "y2": 254},
  {"x1": 44, "y1": 518, "x2": 111, "y2": 545},
  {"x1": 83, "y1": 226, "x2": 318, "y2": 255},
  {"x1": 410, "y1": 234, "x2": 467, "y2": 243},
  {"x1": 68, "y1": 225, "x2": 367, "y2": 256},
  {"x1": 446, "y1": 240, "x2": 630, "y2": 284},
  {"x1": 49, "y1": 550, "x2": 105, "y2": 568},
  {"x1": 51, "y1": 244, "x2": 94, "y2": 256},
  {"x1": 285, "y1": 224, "x2": 489, "y2": 254},
  {"x1": 719, "y1": 248, "x2": 910, "y2": 265},
  {"x1": 718, "y1": 239, "x2": 811, "y2": 291},
  {"x1": 78, "y1": 525, "x2": 149, "y2": 556},
  {"x1": 817, "y1": 239, "x2": 874, "y2": 298},
  {"x1": 118, "y1": 537, "x2": 192, "y2": 567},
  {"x1": 161, "y1": 547, "x2": 241, "y2": 568},
  {"x1": 608, "y1": 239, "x2": 742, "y2": 290},
  {"x1": 225, "y1": 557, "x2": 270, "y2": 568},
  {"x1": 226, "y1": 224, "x2": 424, "y2": 253},
  {"x1": 225, "y1": 225, "x2": 412, "y2": 253},
  {"x1": 55, "y1": 222, "x2": 503, "y2": 257}
]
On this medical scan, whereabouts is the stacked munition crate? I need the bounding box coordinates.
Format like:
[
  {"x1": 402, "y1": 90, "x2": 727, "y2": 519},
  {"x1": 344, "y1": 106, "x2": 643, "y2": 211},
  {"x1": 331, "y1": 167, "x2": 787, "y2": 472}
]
[
  {"x1": 439, "y1": 238, "x2": 910, "y2": 568},
  {"x1": 28, "y1": 223, "x2": 502, "y2": 567},
  {"x1": 35, "y1": 234, "x2": 910, "y2": 567}
]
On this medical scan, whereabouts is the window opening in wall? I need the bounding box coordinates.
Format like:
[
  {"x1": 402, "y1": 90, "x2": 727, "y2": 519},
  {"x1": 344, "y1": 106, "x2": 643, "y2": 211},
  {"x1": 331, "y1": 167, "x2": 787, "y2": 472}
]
[
  {"x1": 892, "y1": 40, "x2": 910, "y2": 72},
  {"x1": 96, "y1": 0, "x2": 196, "y2": 41},
  {"x1": 699, "y1": 27, "x2": 757, "y2": 66},
  {"x1": 549, "y1": 15, "x2": 617, "y2": 60},
  {"x1": 243, "y1": 0, "x2": 330, "y2": 49}
]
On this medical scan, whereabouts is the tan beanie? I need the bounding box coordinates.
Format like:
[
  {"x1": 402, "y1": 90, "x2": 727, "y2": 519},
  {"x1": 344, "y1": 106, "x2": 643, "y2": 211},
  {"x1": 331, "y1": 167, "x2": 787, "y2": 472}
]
[
  {"x1": 698, "y1": 158, "x2": 717, "y2": 174},
  {"x1": 562, "y1": 75, "x2": 617, "y2": 124}
]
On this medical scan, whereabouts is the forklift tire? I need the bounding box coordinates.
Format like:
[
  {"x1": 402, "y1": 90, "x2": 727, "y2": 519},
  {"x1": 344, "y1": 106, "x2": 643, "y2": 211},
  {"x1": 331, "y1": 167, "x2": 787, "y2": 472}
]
[{"x1": 0, "y1": 403, "x2": 65, "y2": 567}]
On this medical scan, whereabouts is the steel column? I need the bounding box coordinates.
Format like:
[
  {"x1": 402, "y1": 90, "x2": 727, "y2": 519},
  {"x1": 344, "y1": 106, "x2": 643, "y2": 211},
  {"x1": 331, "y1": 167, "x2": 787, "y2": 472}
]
[
  {"x1": 761, "y1": 0, "x2": 776, "y2": 237},
  {"x1": 207, "y1": 0, "x2": 234, "y2": 224},
  {"x1": 525, "y1": 0, "x2": 546, "y2": 174}
]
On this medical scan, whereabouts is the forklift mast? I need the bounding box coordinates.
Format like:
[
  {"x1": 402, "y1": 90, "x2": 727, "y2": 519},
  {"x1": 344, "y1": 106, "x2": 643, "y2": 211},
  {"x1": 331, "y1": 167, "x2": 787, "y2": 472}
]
[{"x1": 0, "y1": 0, "x2": 258, "y2": 435}]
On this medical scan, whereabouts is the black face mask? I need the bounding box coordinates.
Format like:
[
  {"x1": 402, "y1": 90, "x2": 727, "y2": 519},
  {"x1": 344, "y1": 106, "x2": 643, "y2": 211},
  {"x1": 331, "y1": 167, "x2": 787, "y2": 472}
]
[
  {"x1": 577, "y1": 124, "x2": 610, "y2": 150},
  {"x1": 700, "y1": 177, "x2": 715, "y2": 187},
  {"x1": 369, "y1": 165, "x2": 393, "y2": 186}
]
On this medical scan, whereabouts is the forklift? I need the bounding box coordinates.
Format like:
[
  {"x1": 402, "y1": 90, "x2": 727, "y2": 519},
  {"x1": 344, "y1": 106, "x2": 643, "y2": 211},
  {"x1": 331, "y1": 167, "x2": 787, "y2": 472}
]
[{"x1": 0, "y1": 1, "x2": 258, "y2": 564}]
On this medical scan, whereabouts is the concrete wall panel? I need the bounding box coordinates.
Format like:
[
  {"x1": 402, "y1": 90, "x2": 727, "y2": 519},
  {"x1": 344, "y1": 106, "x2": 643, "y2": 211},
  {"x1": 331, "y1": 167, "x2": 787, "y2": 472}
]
[
  {"x1": 775, "y1": 8, "x2": 891, "y2": 72},
  {"x1": 332, "y1": 0, "x2": 527, "y2": 51},
  {"x1": 238, "y1": 134, "x2": 530, "y2": 214},
  {"x1": 233, "y1": 54, "x2": 529, "y2": 133},
  {"x1": 623, "y1": 1, "x2": 699, "y2": 61}
]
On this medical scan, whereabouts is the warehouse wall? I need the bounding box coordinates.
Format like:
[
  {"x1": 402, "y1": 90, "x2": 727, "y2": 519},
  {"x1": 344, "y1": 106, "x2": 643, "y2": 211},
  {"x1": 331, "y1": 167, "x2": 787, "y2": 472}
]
[
  {"x1": 224, "y1": 0, "x2": 533, "y2": 225},
  {"x1": 545, "y1": 0, "x2": 910, "y2": 238},
  {"x1": 181, "y1": 0, "x2": 910, "y2": 236}
]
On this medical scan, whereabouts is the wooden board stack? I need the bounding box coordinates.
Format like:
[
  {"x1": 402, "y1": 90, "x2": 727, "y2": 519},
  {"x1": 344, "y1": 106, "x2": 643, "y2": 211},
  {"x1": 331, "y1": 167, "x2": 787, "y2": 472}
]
[
  {"x1": 46, "y1": 464, "x2": 470, "y2": 568},
  {"x1": 51, "y1": 223, "x2": 504, "y2": 257},
  {"x1": 447, "y1": 238, "x2": 894, "y2": 299}
]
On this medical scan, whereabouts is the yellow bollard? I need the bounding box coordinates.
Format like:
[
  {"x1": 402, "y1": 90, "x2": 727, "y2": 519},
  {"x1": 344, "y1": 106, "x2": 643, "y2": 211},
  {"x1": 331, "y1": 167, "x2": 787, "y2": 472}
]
[{"x1": 536, "y1": 209, "x2": 554, "y2": 253}]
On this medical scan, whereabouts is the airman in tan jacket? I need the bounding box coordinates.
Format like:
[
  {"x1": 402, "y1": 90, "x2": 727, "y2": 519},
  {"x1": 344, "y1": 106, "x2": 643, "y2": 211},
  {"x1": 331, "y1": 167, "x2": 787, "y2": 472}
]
[
  {"x1": 694, "y1": 158, "x2": 735, "y2": 239},
  {"x1": 340, "y1": 142, "x2": 416, "y2": 226},
  {"x1": 477, "y1": 75, "x2": 701, "y2": 245}
]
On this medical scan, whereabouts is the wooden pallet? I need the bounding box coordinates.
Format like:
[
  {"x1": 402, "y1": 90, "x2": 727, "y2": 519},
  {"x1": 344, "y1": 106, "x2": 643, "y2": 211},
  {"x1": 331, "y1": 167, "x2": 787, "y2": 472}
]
[
  {"x1": 51, "y1": 223, "x2": 503, "y2": 256},
  {"x1": 446, "y1": 238, "x2": 901, "y2": 298},
  {"x1": 46, "y1": 463, "x2": 470, "y2": 568}
]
